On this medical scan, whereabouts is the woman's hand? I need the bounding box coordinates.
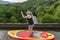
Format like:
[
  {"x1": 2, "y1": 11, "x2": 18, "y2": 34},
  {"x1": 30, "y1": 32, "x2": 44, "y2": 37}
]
[
  {"x1": 21, "y1": 11, "x2": 25, "y2": 18},
  {"x1": 21, "y1": 11, "x2": 29, "y2": 18},
  {"x1": 21, "y1": 11, "x2": 23, "y2": 15}
]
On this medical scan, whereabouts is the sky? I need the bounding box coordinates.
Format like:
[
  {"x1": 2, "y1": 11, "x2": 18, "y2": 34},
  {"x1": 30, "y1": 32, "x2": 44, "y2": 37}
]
[{"x1": 2, "y1": 0, "x2": 28, "y2": 3}]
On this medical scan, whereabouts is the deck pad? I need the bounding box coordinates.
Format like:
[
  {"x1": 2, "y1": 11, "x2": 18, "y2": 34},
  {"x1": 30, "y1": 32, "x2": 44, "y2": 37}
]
[{"x1": 17, "y1": 30, "x2": 31, "y2": 37}]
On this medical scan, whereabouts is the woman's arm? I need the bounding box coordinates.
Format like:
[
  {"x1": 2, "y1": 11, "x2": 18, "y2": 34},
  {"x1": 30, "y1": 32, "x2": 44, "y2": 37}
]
[
  {"x1": 21, "y1": 11, "x2": 25, "y2": 18},
  {"x1": 21, "y1": 11, "x2": 28, "y2": 18}
]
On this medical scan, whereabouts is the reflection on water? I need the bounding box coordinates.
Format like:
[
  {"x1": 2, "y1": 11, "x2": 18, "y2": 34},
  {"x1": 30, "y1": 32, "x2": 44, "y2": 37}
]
[
  {"x1": 0, "y1": 30, "x2": 15, "y2": 40},
  {"x1": 0, "y1": 29, "x2": 60, "y2": 40}
]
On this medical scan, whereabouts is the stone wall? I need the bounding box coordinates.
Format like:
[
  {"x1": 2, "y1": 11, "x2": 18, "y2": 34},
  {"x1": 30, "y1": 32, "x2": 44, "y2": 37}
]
[{"x1": 0, "y1": 23, "x2": 60, "y2": 29}]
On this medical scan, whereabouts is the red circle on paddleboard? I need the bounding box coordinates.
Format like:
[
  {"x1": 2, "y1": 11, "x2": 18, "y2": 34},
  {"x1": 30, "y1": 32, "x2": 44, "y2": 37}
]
[
  {"x1": 40, "y1": 32, "x2": 48, "y2": 38},
  {"x1": 18, "y1": 30, "x2": 31, "y2": 37}
]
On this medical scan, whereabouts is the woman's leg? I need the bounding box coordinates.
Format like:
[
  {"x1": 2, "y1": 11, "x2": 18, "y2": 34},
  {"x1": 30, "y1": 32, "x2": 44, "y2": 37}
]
[
  {"x1": 28, "y1": 24, "x2": 34, "y2": 31},
  {"x1": 28, "y1": 25, "x2": 34, "y2": 37}
]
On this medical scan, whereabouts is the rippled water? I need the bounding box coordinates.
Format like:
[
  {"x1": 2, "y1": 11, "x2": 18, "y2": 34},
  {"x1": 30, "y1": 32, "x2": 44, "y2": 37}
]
[{"x1": 0, "y1": 29, "x2": 60, "y2": 40}]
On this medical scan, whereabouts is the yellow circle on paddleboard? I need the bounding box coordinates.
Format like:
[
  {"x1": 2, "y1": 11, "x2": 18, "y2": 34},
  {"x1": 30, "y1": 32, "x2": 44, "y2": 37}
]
[{"x1": 7, "y1": 30, "x2": 22, "y2": 38}]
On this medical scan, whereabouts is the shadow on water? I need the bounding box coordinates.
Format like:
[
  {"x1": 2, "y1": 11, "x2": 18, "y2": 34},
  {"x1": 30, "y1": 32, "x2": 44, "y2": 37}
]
[{"x1": 0, "y1": 27, "x2": 60, "y2": 40}]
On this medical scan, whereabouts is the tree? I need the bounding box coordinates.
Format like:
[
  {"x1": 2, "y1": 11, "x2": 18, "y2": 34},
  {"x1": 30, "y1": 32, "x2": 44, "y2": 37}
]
[
  {"x1": 40, "y1": 14, "x2": 55, "y2": 23},
  {"x1": 9, "y1": 16, "x2": 18, "y2": 23}
]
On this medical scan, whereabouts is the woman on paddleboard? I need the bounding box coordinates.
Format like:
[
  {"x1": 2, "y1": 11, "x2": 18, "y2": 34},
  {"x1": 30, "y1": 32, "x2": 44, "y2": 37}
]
[{"x1": 21, "y1": 11, "x2": 34, "y2": 37}]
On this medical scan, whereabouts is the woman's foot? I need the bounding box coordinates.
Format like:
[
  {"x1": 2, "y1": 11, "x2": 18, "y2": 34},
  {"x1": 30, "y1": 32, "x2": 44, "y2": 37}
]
[{"x1": 29, "y1": 32, "x2": 33, "y2": 37}]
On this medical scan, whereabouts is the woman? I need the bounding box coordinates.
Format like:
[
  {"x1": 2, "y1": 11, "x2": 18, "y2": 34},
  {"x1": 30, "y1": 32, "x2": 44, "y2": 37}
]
[{"x1": 21, "y1": 11, "x2": 34, "y2": 37}]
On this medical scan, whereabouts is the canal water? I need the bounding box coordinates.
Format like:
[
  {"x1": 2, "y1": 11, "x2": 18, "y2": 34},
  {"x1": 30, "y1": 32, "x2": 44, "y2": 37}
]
[{"x1": 0, "y1": 29, "x2": 60, "y2": 40}]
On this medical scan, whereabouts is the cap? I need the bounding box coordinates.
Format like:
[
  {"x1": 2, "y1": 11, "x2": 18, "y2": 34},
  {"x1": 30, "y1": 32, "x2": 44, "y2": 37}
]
[{"x1": 26, "y1": 11, "x2": 32, "y2": 14}]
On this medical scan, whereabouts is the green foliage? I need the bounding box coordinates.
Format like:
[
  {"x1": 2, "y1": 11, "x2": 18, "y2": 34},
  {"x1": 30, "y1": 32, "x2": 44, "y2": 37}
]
[
  {"x1": 54, "y1": 6, "x2": 60, "y2": 18},
  {"x1": 0, "y1": 17, "x2": 8, "y2": 23},
  {"x1": 0, "y1": 0, "x2": 60, "y2": 23},
  {"x1": 9, "y1": 16, "x2": 18, "y2": 23},
  {"x1": 40, "y1": 14, "x2": 55, "y2": 23}
]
